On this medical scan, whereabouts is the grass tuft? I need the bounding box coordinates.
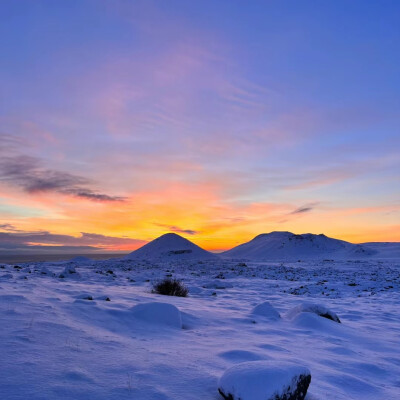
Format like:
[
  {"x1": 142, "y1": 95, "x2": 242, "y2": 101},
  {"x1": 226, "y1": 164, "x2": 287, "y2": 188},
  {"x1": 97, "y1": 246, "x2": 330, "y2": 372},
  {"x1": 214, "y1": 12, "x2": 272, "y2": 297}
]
[{"x1": 152, "y1": 278, "x2": 188, "y2": 297}]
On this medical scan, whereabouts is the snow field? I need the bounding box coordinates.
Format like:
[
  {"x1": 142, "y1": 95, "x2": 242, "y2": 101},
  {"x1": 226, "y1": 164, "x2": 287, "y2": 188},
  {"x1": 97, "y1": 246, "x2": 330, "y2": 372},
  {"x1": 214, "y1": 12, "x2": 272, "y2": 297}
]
[{"x1": 0, "y1": 258, "x2": 399, "y2": 399}]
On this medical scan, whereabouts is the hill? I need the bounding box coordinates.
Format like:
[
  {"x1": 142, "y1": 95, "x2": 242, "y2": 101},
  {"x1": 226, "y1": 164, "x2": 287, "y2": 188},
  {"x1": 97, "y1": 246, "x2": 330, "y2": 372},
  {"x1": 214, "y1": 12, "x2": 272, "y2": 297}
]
[
  {"x1": 124, "y1": 233, "x2": 218, "y2": 261},
  {"x1": 362, "y1": 242, "x2": 400, "y2": 259},
  {"x1": 222, "y1": 231, "x2": 375, "y2": 260}
]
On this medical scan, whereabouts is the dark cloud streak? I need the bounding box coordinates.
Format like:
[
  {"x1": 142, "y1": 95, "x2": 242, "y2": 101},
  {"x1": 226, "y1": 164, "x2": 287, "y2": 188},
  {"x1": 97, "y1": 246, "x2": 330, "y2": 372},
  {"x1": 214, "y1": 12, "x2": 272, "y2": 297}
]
[
  {"x1": 0, "y1": 153, "x2": 125, "y2": 202},
  {"x1": 289, "y1": 203, "x2": 319, "y2": 215},
  {"x1": 290, "y1": 206, "x2": 313, "y2": 214},
  {"x1": 154, "y1": 223, "x2": 198, "y2": 235},
  {"x1": 0, "y1": 230, "x2": 144, "y2": 246}
]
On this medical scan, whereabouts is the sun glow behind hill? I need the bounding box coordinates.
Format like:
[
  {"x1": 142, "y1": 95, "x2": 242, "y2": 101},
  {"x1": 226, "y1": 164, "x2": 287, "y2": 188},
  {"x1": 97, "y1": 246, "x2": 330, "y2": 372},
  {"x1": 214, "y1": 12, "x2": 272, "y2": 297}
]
[{"x1": 0, "y1": 182, "x2": 399, "y2": 254}]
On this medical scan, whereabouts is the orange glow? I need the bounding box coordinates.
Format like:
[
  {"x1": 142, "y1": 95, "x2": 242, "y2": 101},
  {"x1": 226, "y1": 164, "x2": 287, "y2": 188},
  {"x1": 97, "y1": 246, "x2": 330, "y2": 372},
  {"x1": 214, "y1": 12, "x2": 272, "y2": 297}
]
[{"x1": 0, "y1": 182, "x2": 398, "y2": 252}]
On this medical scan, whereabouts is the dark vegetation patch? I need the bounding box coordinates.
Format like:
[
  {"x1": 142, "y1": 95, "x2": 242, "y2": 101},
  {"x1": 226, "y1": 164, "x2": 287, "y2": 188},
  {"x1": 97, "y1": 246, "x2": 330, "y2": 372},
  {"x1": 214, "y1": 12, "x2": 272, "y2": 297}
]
[
  {"x1": 167, "y1": 249, "x2": 192, "y2": 255},
  {"x1": 152, "y1": 278, "x2": 188, "y2": 297}
]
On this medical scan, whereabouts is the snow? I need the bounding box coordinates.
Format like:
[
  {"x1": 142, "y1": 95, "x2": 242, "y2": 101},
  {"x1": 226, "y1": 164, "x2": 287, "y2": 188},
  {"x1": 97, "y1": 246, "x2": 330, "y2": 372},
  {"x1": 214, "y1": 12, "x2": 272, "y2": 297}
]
[
  {"x1": 124, "y1": 233, "x2": 218, "y2": 261},
  {"x1": 40, "y1": 265, "x2": 54, "y2": 276},
  {"x1": 363, "y1": 242, "x2": 400, "y2": 259},
  {"x1": 68, "y1": 256, "x2": 93, "y2": 263},
  {"x1": 60, "y1": 265, "x2": 79, "y2": 278},
  {"x1": 286, "y1": 302, "x2": 341, "y2": 323},
  {"x1": 251, "y1": 301, "x2": 281, "y2": 320},
  {"x1": 130, "y1": 302, "x2": 182, "y2": 329},
  {"x1": 222, "y1": 231, "x2": 377, "y2": 260},
  {"x1": 218, "y1": 361, "x2": 311, "y2": 400},
  {"x1": 0, "y1": 254, "x2": 399, "y2": 399}
]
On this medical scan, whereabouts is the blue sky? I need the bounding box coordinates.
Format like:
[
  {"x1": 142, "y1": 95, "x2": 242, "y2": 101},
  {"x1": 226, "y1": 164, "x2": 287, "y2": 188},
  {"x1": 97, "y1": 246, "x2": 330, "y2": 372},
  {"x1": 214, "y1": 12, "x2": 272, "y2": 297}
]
[{"x1": 0, "y1": 0, "x2": 399, "y2": 251}]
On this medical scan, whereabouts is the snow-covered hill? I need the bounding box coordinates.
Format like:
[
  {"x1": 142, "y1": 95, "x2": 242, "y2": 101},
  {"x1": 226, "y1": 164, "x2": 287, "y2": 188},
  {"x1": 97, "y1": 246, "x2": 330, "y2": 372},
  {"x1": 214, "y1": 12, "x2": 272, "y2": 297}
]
[
  {"x1": 362, "y1": 242, "x2": 400, "y2": 259},
  {"x1": 124, "y1": 233, "x2": 218, "y2": 261},
  {"x1": 222, "y1": 231, "x2": 375, "y2": 261}
]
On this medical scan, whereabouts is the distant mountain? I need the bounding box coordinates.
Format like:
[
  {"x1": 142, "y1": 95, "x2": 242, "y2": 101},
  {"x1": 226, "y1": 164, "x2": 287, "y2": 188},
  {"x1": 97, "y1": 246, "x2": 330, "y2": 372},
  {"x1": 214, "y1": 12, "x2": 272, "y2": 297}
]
[
  {"x1": 362, "y1": 242, "x2": 400, "y2": 259},
  {"x1": 124, "y1": 233, "x2": 218, "y2": 261},
  {"x1": 68, "y1": 256, "x2": 93, "y2": 263},
  {"x1": 222, "y1": 231, "x2": 376, "y2": 260}
]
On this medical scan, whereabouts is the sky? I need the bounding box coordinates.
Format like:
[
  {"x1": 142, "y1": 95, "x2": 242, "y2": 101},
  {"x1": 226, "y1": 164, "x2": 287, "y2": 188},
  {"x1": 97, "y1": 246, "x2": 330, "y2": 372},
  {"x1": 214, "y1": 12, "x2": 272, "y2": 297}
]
[{"x1": 0, "y1": 0, "x2": 399, "y2": 253}]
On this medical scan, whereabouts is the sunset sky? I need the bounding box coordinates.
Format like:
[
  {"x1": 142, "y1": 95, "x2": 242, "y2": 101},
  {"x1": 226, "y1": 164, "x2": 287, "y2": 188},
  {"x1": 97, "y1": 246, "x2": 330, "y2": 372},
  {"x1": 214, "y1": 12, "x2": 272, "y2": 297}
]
[{"x1": 0, "y1": 0, "x2": 399, "y2": 253}]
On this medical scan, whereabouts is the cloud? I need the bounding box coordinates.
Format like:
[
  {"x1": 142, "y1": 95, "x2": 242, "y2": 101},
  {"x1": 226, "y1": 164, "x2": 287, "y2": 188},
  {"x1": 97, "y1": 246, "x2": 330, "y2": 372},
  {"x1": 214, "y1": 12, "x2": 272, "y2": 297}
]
[
  {"x1": 0, "y1": 243, "x2": 100, "y2": 253},
  {"x1": 154, "y1": 223, "x2": 198, "y2": 235},
  {"x1": 0, "y1": 154, "x2": 125, "y2": 202},
  {"x1": 0, "y1": 229, "x2": 145, "y2": 252},
  {"x1": 289, "y1": 203, "x2": 318, "y2": 215},
  {"x1": 290, "y1": 206, "x2": 313, "y2": 214},
  {"x1": 0, "y1": 223, "x2": 20, "y2": 232}
]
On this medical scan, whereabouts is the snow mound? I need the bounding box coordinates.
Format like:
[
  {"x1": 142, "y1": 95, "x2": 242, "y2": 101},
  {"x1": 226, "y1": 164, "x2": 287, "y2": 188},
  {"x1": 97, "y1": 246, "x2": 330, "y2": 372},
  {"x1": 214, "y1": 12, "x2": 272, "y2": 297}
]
[
  {"x1": 60, "y1": 265, "x2": 79, "y2": 278},
  {"x1": 125, "y1": 233, "x2": 218, "y2": 261},
  {"x1": 222, "y1": 231, "x2": 375, "y2": 260},
  {"x1": 218, "y1": 361, "x2": 311, "y2": 400},
  {"x1": 251, "y1": 301, "x2": 280, "y2": 320},
  {"x1": 287, "y1": 302, "x2": 341, "y2": 323},
  {"x1": 131, "y1": 302, "x2": 182, "y2": 329},
  {"x1": 40, "y1": 266, "x2": 54, "y2": 276},
  {"x1": 291, "y1": 312, "x2": 344, "y2": 333}
]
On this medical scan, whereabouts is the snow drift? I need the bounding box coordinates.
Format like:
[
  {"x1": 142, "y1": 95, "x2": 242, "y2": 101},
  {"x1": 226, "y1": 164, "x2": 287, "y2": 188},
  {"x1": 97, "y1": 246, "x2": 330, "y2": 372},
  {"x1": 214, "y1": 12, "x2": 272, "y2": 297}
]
[
  {"x1": 287, "y1": 302, "x2": 341, "y2": 323},
  {"x1": 131, "y1": 302, "x2": 182, "y2": 329},
  {"x1": 218, "y1": 361, "x2": 311, "y2": 400},
  {"x1": 251, "y1": 301, "x2": 281, "y2": 320}
]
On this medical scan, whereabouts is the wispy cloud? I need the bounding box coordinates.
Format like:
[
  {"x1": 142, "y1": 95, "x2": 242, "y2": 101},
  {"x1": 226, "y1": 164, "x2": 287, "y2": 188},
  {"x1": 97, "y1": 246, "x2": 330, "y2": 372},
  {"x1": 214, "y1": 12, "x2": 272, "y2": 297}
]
[
  {"x1": 154, "y1": 223, "x2": 198, "y2": 235},
  {"x1": 0, "y1": 229, "x2": 145, "y2": 252},
  {"x1": 0, "y1": 243, "x2": 100, "y2": 253},
  {"x1": 0, "y1": 223, "x2": 20, "y2": 232},
  {"x1": 0, "y1": 153, "x2": 125, "y2": 202},
  {"x1": 289, "y1": 203, "x2": 318, "y2": 215}
]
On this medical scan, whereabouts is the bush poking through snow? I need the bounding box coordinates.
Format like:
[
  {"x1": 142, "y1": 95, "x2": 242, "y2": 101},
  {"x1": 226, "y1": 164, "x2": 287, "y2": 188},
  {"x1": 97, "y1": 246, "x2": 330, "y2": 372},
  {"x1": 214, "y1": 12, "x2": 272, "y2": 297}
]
[{"x1": 152, "y1": 278, "x2": 188, "y2": 297}]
